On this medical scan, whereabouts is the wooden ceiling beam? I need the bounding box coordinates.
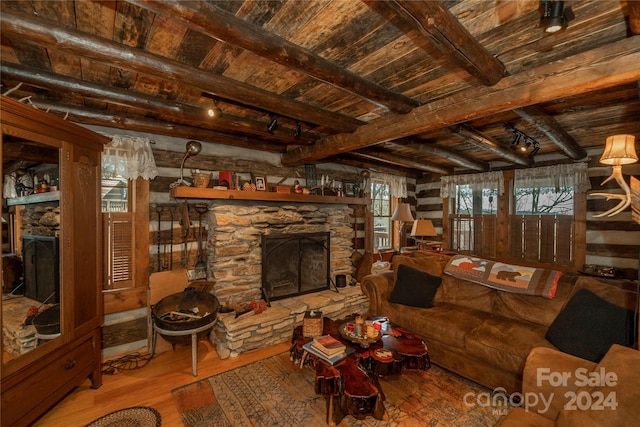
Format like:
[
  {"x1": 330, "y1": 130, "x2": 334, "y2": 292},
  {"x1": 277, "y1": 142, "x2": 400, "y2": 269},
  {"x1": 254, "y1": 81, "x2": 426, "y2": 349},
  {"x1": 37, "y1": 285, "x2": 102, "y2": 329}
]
[
  {"x1": 391, "y1": 141, "x2": 490, "y2": 172},
  {"x1": 0, "y1": 10, "x2": 362, "y2": 134},
  {"x1": 129, "y1": 0, "x2": 418, "y2": 114},
  {"x1": 451, "y1": 125, "x2": 533, "y2": 167},
  {"x1": 366, "y1": 0, "x2": 505, "y2": 86},
  {"x1": 629, "y1": 1, "x2": 640, "y2": 35},
  {"x1": 331, "y1": 155, "x2": 418, "y2": 178},
  {"x1": 355, "y1": 148, "x2": 453, "y2": 174},
  {"x1": 0, "y1": 62, "x2": 316, "y2": 145},
  {"x1": 27, "y1": 100, "x2": 285, "y2": 153},
  {"x1": 2, "y1": 141, "x2": 59, "y2": 166},
  {"x1": 282, "y1": 37, "x2": 640, "y2": 166},
  {"x1": 514, "y1": 105, "x2": 587, "y2": 160}
]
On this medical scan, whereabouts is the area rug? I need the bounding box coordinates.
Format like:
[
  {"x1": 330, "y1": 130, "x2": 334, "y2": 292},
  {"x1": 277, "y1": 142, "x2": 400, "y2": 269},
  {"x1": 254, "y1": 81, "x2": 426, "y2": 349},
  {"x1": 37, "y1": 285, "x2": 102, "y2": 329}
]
[
  {"x1": 85, "y1": 406, "x2": 161, "y2": 427},
  {"x1": 172, "y1": 352, "x2": 510, "y2": 426}
]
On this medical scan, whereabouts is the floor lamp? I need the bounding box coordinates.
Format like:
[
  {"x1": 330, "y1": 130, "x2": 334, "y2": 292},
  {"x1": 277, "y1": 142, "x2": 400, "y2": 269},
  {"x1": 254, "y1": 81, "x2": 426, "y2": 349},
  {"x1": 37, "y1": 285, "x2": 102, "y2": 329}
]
[{"x1": 391, "y1": 203, "x2": 414, "y2": 249}]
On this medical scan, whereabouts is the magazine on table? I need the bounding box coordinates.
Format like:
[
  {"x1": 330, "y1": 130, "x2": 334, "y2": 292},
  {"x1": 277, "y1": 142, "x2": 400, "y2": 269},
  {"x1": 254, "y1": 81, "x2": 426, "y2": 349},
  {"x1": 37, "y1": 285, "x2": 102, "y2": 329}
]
[{"x1": 302, "y1": 341, "x2": 354, "y2": 365}]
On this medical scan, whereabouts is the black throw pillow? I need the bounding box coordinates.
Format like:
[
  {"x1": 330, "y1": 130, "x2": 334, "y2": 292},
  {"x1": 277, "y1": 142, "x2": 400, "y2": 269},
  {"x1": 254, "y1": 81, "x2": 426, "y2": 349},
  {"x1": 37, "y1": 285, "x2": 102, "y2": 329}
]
[
  {"x1": 388, "y1": 264, "x2": 442, "y2": 308},
  {"x1": 545, "y1": 288, "x2": 636, "y2": 362}
]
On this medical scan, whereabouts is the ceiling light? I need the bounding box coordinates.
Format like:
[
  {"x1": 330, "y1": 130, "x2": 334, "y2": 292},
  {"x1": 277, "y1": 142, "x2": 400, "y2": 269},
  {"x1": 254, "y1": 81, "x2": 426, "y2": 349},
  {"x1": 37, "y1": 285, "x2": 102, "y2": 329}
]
[
  {"x1": 506, "y1": 124, "x2": 541, "y2": 158},
  {"x1": 207, "y1": 100, "x2": 220, "y2": 118},
  {"x1": 539, "y1": 1, "x2": 574, "y2": 33},
  {"x1": 294, "y1": 122, "x2": 301, "y2": 138}
]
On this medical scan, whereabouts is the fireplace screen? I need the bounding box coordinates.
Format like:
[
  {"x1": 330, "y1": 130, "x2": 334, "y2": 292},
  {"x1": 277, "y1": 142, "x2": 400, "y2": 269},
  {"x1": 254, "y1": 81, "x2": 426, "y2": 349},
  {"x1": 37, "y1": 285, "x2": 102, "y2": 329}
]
[{"x1": 261, "y1": 232, "x2": 330, "y2": 303}]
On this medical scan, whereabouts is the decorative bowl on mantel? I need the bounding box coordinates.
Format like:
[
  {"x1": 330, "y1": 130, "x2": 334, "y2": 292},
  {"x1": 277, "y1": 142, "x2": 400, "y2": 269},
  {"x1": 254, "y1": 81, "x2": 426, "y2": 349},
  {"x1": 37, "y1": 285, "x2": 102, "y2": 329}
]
[{"x1": 339, "y1": 322, "x2": 381, "y2": 348}]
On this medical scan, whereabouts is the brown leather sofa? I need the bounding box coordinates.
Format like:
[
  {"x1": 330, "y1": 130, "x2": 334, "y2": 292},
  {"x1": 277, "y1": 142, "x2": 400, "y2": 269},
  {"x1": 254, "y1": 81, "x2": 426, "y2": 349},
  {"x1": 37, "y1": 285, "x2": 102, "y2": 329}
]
[
  {"x1": 361, "y1": 252, "x2": 638, "y2": 395},
  {"x1": 497, "y1": 344, "x2": 640, "y2": 426}
]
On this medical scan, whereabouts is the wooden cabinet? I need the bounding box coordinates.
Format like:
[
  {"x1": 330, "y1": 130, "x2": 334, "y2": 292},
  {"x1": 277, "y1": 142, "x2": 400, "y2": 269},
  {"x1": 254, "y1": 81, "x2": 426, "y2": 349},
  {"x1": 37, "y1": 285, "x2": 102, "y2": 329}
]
[{"x1": 1, "y1": 97, "x2": 109, "y2": 426}]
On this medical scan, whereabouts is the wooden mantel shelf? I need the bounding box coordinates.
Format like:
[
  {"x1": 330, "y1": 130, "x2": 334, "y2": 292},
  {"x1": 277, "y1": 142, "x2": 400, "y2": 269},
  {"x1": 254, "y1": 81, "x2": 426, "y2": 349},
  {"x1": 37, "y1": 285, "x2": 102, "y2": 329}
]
[
  {"x1": 6, "y1": 190, "x2": 60, "y2": 206},
  {"x1": 170, "y1": 186, "x2": 369, "y2": 205}
]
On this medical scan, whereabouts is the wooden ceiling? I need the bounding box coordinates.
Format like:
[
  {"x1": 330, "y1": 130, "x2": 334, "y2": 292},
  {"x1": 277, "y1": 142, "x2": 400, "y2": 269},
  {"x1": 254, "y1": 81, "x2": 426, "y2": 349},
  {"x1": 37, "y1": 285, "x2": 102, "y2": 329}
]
[{"x1": 1, "y1": 0, "x2": 639, "y2": 177}]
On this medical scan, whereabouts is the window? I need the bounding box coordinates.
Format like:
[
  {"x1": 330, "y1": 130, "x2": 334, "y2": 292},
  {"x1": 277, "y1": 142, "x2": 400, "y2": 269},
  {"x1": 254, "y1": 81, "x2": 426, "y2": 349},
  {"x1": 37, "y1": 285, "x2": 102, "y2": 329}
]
[
  {"x1": 442, "y1": 172, "x2": 502, "y2": 257},
  {"x1": 371, "y1": 180, "x2": 391, "y2": 251},
  {"x1": 102, "y1": 177, "x2": 129, "y2": 213},
  {"x1": 510, "y1": 175, "x2": 576, "y2": 265},
  {"x1": 450, "y1": 184, "x2": 498, "y2": 256},
  {"x1": 102, "y1": 175, "x2": 135, "y2": 290},
  {"x1": 442, "y1": 164, "x2": 589, "y2": 268}
]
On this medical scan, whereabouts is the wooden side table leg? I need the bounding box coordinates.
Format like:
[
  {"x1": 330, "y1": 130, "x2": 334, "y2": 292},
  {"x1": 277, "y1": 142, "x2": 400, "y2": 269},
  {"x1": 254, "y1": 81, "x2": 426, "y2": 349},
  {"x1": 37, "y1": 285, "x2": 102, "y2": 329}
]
[{"x1": 326, "y1": 394, "x2": 336, "y2": 426}]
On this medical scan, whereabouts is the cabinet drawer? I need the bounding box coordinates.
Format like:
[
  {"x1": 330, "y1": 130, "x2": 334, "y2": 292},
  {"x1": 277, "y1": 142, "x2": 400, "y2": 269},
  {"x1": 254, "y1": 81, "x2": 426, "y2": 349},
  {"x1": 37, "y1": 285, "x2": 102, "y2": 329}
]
[{"x1": 1, "y1": 337, "x2": 97, "y2": 427}]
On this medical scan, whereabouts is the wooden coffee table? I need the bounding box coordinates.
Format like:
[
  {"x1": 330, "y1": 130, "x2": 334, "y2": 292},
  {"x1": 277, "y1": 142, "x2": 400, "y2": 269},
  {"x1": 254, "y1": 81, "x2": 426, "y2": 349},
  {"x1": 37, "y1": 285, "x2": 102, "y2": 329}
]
[{"x1": 290, "y1": 315, "x2": 430, "y2": 426}]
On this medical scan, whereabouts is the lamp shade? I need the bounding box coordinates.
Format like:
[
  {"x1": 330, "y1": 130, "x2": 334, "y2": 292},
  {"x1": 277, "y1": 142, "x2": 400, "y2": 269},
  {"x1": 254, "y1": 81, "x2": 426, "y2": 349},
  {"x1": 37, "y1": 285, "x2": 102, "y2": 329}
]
[
  {"x1": 390, "y1": 203, "x2": 414, "y2": 222},
  {"x1": 410, "y1": 219, "x2": 437, "y2": 238},
  {"x1": 600, "y1": 135, "x2": 638, "y2": 166}
]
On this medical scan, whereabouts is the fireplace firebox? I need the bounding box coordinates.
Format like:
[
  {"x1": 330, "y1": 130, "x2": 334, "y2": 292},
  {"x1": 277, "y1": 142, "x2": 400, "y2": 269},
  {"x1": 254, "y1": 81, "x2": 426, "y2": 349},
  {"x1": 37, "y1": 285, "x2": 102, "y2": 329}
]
[
  {"x1": 261, "y1": 232, "x2": 330, "y2": 303},
  {"x1": 22, "y1": 235, "x2": 60, "y2": 303}
]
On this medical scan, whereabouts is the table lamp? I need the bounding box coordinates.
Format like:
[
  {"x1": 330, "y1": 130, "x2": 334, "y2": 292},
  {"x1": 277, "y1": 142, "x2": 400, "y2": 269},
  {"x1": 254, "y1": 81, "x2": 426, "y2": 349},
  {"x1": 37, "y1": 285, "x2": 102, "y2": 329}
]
[{"x1": 410, "y1": 219, "x2": 438, "y2": 250}]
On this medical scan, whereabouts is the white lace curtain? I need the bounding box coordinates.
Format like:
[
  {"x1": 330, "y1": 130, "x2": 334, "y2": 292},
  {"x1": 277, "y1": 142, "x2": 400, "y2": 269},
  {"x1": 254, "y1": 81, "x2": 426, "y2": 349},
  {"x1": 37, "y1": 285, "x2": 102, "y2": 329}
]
[
  {"x1": 101, "y1": 135, "x2": 158, "y2": 180},
  {"x1": 514, "y1": 163, "x2": 591, "y2": 193},
  {"x1": 372, "y1": 173, "x2": 407, "y2": 198},
  {"x1": 440, "y1": 171, "x2": 505, "y2": 199}
]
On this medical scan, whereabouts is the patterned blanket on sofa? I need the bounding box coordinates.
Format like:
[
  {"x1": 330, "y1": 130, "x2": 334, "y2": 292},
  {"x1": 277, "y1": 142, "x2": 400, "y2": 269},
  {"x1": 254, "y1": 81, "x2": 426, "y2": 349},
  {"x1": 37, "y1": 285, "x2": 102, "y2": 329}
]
[{"x1": 443, "y1": 255, "x2": 562, "y2": 299}]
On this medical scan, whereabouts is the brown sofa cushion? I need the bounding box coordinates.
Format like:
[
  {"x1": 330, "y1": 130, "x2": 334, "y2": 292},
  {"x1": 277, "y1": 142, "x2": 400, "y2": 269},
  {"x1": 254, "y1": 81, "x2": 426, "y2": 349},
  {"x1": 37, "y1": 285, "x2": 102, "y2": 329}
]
[
  {"x1": 436, "y1": 275, "x2": 497, "y2": 314},
  {"x1": 383, "y1": 302, "x2": 490, "y2": 349},
  {"x1": 392, "y1": 252, "x2": 449, "y2": 280},
  {"x1": 492, "y1": 275, "x2": 575, "y2": 328},
  {"x1": 466, "y1": 317, "x2": 554, "y2": 374}
]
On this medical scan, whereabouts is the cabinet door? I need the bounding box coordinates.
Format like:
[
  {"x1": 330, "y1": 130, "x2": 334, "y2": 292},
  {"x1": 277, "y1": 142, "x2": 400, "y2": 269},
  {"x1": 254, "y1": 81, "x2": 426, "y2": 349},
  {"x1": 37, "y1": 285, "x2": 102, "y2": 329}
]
[{"x1": 63, "y1": 143, "x2": 103, "y2": 336}]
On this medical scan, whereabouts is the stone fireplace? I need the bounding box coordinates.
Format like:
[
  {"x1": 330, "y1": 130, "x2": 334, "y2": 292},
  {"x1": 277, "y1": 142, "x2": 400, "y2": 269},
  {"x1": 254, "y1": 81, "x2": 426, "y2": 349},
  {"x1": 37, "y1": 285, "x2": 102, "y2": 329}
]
[{"x1": 205, "y1": 200, "x2": 368, "y2": 358}]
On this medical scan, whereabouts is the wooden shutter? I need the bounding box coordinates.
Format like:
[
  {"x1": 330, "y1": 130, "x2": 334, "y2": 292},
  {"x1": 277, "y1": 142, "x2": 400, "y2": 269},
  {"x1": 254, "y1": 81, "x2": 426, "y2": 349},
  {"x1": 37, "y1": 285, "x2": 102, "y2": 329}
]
[
  {"x1": 480, "y1": 215, "x2": 497, "y2": 258},
  {"x1": 509, "y1": 215, "x2": 523, "y2": 260},
  {"x1": 556, "y1": 216, "x2": 573, "y2": 265},
  {"x1": 539, "y1": 215, "x2": 556, "y2": 263},
  {"x1": 103, "y1": 212, "x2": 134, "y2": 289}
]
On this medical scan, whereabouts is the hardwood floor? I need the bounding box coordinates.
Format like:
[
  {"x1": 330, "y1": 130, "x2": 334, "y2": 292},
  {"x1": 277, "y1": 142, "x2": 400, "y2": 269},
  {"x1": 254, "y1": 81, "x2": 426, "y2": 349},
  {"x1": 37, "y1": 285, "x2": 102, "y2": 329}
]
[{"x1": 34, "y1": 340, "x2": 291, "y2": 426}]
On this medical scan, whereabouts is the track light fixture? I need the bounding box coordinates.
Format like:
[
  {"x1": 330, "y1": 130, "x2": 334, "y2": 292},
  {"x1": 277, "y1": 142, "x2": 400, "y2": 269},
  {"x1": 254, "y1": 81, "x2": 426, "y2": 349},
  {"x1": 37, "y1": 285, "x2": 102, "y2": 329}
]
[
  {"x1": 267, "y1": 115, "x2": 278, "y2": 132},
  {"x1": 207, "y1": 100, "x2": 221, "y2": 118},
  {"x1": 506, "y1": 124, "x2": 541, "y2": 159},
  {"x1": 539, "y1": 1, "x2": 574, "y2": 34}
]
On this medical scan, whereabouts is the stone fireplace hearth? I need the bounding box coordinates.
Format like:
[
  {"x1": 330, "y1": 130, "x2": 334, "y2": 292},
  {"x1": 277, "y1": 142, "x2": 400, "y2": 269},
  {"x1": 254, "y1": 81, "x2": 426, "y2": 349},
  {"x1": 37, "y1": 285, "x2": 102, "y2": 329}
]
[{"x1": 204, "y1": 200, "x2": 368, "y2": 358}]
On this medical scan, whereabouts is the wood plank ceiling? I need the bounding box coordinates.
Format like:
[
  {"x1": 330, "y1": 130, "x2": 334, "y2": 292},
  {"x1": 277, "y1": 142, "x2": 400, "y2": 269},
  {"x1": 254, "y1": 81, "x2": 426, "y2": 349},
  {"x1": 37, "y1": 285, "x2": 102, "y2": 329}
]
[{"x1": 1, "y1": 0, "x2": 639, "y2": 178}]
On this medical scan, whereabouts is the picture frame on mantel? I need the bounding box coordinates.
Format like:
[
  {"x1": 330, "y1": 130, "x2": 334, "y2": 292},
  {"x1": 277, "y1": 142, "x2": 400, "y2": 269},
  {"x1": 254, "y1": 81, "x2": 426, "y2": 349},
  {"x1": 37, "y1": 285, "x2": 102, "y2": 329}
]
[
  {"x1": 344, "y1": 181, "x2": 357, "y2": 197},
  {"x1": 254, "y1": 176, "x2": 267, "y2": 191}
]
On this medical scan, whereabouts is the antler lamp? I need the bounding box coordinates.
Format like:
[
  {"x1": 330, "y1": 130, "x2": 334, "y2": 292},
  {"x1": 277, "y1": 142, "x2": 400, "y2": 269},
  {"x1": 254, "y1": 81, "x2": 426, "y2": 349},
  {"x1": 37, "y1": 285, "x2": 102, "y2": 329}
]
[{"x1": 591, "y1": 134, "x2": 638, "y2": 217}]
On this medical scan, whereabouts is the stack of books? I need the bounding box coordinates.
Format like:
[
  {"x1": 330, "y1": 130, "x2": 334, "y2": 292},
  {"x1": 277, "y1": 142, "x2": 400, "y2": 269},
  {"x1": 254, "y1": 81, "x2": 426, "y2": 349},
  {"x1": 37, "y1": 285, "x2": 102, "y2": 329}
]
[{"x1": 303, "y1": 335, "x2": 352, "y2": 365}]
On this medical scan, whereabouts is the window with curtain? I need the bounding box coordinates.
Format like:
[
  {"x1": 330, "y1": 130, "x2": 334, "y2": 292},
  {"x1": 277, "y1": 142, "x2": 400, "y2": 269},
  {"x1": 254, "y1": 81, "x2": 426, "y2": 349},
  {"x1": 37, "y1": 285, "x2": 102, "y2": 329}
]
[
  {"x1": 442, "y1": 172, "x2": 503, "y2": 257},
  {"x1": 371, "y1": 180, "x2": 392, "y2": 251},
  {"x1": 510, "y1": 163, "x2": 590, "y2": 265},
  {"x1": 441, "y1": 164, "x2": 590, "y2": 267},
  {"x1": 101, "y1": 135, "x2": 157, "y2": 290},
  {"x1": 370, "y1": 173, "x2": 408, "y2": 252}
]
